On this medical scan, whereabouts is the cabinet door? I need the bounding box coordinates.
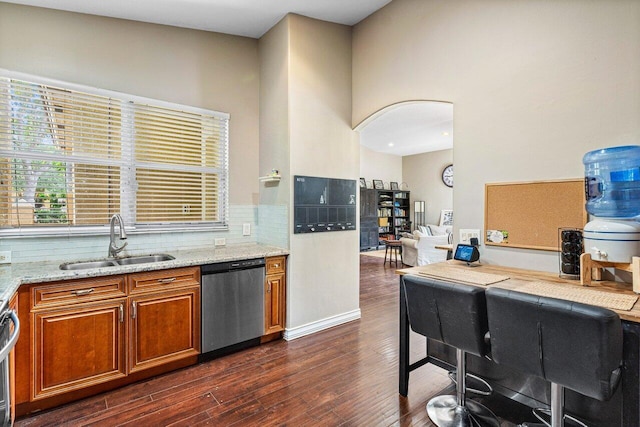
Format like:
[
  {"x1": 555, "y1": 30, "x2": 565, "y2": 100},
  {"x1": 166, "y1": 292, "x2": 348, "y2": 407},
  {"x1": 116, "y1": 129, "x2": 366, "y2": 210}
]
[
  {"x1": 33, "y1": 299, "x2": 127, "y2": 400},
  {"x1": 265, "y1": 272, "x2": 286, "y2": 334},
  {"x1": 368, "y1": 227, "x2": 380, "y2": 248},
  {"x1": 129, "y1": 287, "x2": 200, "y2": 374},
  {"x1": 363, "y1": 189, "x2": 377, "y2": 218},
  {"x1": 360, "y1": 228, "x2": 370, "y2": 249}
]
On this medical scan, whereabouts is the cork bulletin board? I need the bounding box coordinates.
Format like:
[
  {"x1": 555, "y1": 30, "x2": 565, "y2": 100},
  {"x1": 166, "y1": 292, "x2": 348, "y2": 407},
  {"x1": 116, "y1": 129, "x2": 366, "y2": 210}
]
[{"x1": 484, "y1": 179, "x2": 587, "y2": 251}]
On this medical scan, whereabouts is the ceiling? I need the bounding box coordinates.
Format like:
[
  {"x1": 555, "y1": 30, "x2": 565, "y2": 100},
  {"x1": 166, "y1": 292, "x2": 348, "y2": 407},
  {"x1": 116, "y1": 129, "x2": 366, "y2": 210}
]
[
  {"x1": 357, "y1": 102, "x2": 454, "y2": 157},
  {"x1": 2, "y1": 0, "x2": 392, "y2": 38}
]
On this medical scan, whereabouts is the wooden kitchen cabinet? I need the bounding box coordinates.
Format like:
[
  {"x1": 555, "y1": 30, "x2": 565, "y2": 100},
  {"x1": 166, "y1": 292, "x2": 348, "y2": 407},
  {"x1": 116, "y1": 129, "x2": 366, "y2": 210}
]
[
  {"x1": 264, "y1": 256, "x2": 286, "y2": 334},
  {"x1": 127, "y1": 267, "x2": 200, "y2": 295},
  {"x1": 31, "y1": 275, "x2": 127, "y2": 309},
  {"x1": 129, "y1": 286, "x2": 200, "y2": 374},
  {"x1": 20, "y1": 267, "x2": 201, "y2": 412},
  {"x1": 32, "y1": 298, "x2": 127, "y2": 400},
  {"x1": 127, "y1": 267, "x2": 200, "y2": 374},
  {"x1": 29, "y1": 275, "x2": 127, "y2": 401}
]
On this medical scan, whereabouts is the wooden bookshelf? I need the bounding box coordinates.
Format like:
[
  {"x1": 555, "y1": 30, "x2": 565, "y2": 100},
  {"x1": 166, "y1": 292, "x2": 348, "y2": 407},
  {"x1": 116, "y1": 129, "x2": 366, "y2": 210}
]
[{"x1": 376, "y1": 190, "x2": 410, "y2": 243}]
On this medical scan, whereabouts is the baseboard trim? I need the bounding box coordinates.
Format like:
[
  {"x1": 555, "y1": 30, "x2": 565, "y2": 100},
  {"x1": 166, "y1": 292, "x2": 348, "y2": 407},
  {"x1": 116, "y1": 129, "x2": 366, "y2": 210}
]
[{"x1": 283, "y1": 308, "x2": 361, "y2": 341}]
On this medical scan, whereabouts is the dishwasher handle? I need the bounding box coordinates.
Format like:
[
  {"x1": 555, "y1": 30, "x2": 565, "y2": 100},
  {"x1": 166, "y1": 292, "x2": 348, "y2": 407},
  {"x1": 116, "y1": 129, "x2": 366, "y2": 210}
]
[
  {"x1": 201, "y1": 258, "x2": 265, "y2": 275},
  {"x1": 0, "y1": 310, "x2": 19, "y2": 361},
  {"x1": 229, "y1": 258, "x2": 265, "y2": 270}
]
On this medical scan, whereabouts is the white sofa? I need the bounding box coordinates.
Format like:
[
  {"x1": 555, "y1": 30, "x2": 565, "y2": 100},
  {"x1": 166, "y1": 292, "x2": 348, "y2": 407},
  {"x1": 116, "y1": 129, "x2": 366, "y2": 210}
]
[{"x1": 400, "y1": 228, "x2": 451, "y2": 266}]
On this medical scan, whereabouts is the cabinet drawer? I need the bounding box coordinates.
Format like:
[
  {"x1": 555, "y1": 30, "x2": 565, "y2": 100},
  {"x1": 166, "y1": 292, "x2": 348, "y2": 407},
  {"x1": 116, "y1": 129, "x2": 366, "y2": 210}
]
[
  {"x1": 128, "y1": 266, "x2": 200, "y2": 294},
  {"x1": 265, "y1": 256, "x2": 286, "y2": 275},
  {"x1": 31, "y1": 276, "x2": 127, "y2": 310}
]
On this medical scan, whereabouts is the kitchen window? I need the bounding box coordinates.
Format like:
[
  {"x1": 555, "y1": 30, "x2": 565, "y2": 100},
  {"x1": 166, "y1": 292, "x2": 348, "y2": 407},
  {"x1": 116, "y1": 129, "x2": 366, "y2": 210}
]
[{"x1": 0, "y1": 71, "x2": 229, "y2": 236}]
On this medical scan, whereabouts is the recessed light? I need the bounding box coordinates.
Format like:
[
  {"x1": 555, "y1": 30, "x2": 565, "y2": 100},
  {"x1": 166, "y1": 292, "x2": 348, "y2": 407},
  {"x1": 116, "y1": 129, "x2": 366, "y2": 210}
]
[
  {"x1": 442, "y1": 132, "x2": 450, "y2": 136},
  {"x1": 388, "y1": 142, "x2": 394, "y2": 147}
]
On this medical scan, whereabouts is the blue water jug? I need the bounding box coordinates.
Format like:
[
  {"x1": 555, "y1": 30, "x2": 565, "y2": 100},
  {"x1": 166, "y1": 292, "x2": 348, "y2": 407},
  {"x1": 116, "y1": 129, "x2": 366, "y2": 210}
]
[{"x1": 583, "y1": 145, "x2": 640, "y2": 217}]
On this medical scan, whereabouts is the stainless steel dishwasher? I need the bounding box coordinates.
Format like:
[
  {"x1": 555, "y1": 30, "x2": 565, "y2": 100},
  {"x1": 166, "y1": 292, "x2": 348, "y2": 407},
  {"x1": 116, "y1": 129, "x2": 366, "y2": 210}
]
[{"x1": 200, "y1": 258, "x2": 265, "y2": 360}]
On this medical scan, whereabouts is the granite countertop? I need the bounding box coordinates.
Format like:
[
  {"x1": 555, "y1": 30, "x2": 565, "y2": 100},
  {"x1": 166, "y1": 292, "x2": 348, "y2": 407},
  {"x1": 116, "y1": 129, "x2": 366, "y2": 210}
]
[{"x1": 0, "y1": 243, "x2": 289, "y2": 303}]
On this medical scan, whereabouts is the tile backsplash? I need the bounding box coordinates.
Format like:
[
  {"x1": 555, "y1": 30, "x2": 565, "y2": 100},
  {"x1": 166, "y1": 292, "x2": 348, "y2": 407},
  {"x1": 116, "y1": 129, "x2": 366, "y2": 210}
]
[
  {"x1": 0, "y1": 205, "x2": 262, "y2": 263},
  {"x1": 0, "y1": 204, "x2": 291, "y2": 263},
  {"x1": 257, "y1": 204, "x2": 288, "y2": 249}
]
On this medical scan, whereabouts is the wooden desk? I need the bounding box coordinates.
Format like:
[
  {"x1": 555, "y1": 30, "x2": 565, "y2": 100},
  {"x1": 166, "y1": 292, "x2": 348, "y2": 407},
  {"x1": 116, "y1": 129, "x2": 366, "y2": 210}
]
[
  {"x1": 434, "y1": 244, "x2": 453, "y2": 260},
  {"x1": 396, "y1": 261, "x2": 640, "y2": 426}
]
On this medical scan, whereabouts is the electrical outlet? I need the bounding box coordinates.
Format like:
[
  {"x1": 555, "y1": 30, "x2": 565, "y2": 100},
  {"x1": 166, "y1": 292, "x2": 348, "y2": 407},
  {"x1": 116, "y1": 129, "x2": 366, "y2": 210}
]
[
  {"x1": 182, "y1": 204, "x2": 191, "y2": 214},
  {"x1": 242, "y1": 223, "x2": 251, "y2": 236},
  {"x1": 214, "y1": 238, "x2": 226, "y2": 246},
  {"x1": 459, "y1": 229, "x2": 481, "y2": 245},
  {"x1": 0, "y1": 251, "x2": 11, "y2": 265}
]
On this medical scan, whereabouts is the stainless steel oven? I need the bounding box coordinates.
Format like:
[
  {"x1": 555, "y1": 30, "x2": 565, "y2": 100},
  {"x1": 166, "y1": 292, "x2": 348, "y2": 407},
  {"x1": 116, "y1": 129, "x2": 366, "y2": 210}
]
[{"x1": 0, "y1": 300, "x2": 19, "y2": 427}]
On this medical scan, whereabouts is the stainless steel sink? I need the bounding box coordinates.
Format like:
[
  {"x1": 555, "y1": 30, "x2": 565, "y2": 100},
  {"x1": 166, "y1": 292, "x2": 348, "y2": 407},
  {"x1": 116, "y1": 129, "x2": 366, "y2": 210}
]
[
  {"x1": 115, "y1": 254, "x2": 175, "y2": 265},
  {"x1": 59, "y1": 254, "x2": 175, "y2": 270},
  {"x1": 59, "y1": 260, "x2": 119, "y2": 270}
]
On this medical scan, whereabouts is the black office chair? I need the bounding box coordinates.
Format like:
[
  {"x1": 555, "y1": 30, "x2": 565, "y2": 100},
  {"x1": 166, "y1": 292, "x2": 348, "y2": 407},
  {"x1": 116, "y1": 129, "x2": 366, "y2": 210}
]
[
  {"x1": 402, "y1": 275, "x2": 499, "y2": 427},
  {"x1": 485, "y1": 287, "x2": 623, "y2": 427}
]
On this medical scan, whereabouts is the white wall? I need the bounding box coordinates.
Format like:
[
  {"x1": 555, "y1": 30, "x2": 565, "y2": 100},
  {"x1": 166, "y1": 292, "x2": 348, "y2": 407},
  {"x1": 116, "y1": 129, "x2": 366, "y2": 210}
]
[
  {"x1": 359, "y1": 145, "x2": 403, "y2": 189},
  {"x1": 353, "y1": 0, "x2": 640, "y2": 271},
  {"x1": 287, "y1": 15, "x2": 360, "y2": 333},
  {"x1": 258, "y1": 18, "x2": 291, "y2": 248},
  {"x1": 259, "y1": 18, "x2": 290, "y2": 207},
  {"x1": 403, "y1": 149, "x2": 453, "y2": 226},
  {"x1": 258, "y1": 15, "x2": 360, "y2": 336}
]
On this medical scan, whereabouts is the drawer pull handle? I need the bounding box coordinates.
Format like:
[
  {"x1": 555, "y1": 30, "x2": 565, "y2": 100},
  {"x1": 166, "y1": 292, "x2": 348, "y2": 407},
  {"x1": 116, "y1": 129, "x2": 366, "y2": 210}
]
[
  {"x1": 72, "y1": 288, "x2": 94, "y2": 296},
  {"x1": 273, "y1": 263, "x2": 280, "y2": 268},
  {"x1": 157, "y1": 277, "x2": 176, "y2": 284}
]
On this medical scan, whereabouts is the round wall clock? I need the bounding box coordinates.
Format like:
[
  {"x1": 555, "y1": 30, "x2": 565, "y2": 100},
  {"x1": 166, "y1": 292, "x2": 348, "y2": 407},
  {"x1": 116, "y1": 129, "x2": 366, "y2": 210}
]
[{"x1": 442, "y1": 164, "x2": 453, "y2": 187}]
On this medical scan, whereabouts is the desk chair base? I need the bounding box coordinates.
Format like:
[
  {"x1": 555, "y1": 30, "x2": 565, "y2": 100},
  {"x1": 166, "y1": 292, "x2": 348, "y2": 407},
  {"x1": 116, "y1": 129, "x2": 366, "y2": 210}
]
[
  {"x1": 524, "y1": 408, "x2": 587, "y2": 427},
  {"x1": 521, "y1": 383, "x2": 588, "y2": 427},
  {"x1": 427, "y1": 349, "x2": 499, "y2": 427},
  {"x1": 447, "y1": 371, "x2": 493, "y2": 396},
  {"x1": 427, "y1": 396, "x2": 499, "y2": 427}
]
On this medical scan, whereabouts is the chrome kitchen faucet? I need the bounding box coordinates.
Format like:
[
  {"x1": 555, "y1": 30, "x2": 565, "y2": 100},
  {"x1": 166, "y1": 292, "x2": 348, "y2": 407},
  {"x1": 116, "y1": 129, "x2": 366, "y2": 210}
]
[{"x1": 108, "y1": 214, "x2": 128, "y2": 257}]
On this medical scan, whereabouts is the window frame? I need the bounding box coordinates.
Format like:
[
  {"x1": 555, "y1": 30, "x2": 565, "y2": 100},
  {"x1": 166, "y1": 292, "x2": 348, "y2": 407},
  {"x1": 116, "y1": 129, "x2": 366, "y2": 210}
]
[{"x1": 0, "y1": 69, "x2": 229, "y2": 237}]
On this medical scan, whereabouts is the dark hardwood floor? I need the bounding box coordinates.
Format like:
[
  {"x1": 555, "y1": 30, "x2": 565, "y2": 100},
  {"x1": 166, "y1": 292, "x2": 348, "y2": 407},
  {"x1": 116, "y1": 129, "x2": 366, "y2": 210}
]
[{"x1": 16, "y1": 256, "x2": 519, "y2": 426}]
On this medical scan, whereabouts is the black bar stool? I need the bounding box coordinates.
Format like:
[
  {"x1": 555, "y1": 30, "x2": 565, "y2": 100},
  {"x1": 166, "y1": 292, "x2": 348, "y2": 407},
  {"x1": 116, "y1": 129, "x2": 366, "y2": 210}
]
[
  {"x1": 485, "y1": 287, "x2": 623, "y2": 427},
  {"x1": 384, "y1": 239, "x2": 403, "y2": 267},
  {"x1": 402, "y1": 275, "x2": 499, "y2": 427}
]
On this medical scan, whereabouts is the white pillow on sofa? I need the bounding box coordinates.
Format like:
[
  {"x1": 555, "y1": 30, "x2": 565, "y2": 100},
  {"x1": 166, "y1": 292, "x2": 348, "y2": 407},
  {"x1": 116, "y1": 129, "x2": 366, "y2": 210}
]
[
  {"x1": 428, "y1": 224, "x2": 452, "y2": 236},
  {"x1": 412, "y1": 230, "x2": 427, "y2": 240}
]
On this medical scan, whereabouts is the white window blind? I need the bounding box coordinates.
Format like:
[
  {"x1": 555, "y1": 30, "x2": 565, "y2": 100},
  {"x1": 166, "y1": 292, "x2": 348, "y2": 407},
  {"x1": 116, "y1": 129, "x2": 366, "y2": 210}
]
[{"x1": 0, "y1": 72, "x2": 229, "y2": 235}]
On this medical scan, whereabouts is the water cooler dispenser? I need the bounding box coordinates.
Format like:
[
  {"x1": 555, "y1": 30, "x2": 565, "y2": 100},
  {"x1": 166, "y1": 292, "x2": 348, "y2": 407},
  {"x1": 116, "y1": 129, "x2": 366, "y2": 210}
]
[{"x1": 582, "y1": 145, "x2": 640, "y2": 264}]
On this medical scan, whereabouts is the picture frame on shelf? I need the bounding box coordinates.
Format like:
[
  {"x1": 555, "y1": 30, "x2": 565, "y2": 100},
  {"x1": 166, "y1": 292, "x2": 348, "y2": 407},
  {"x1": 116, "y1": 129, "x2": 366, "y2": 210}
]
[
  {"x1": 439, "y1": 209, "x2": 453, "y2": 226},
  {"x1": 359, "y1": 177, "x2": 367, "y2": 188},
  {"x1": 373, "y1": 179, "x2": 384, "y2": 190},
  {"x1": 390, "y1": 181, "x2": 399, "y2": 190}
]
